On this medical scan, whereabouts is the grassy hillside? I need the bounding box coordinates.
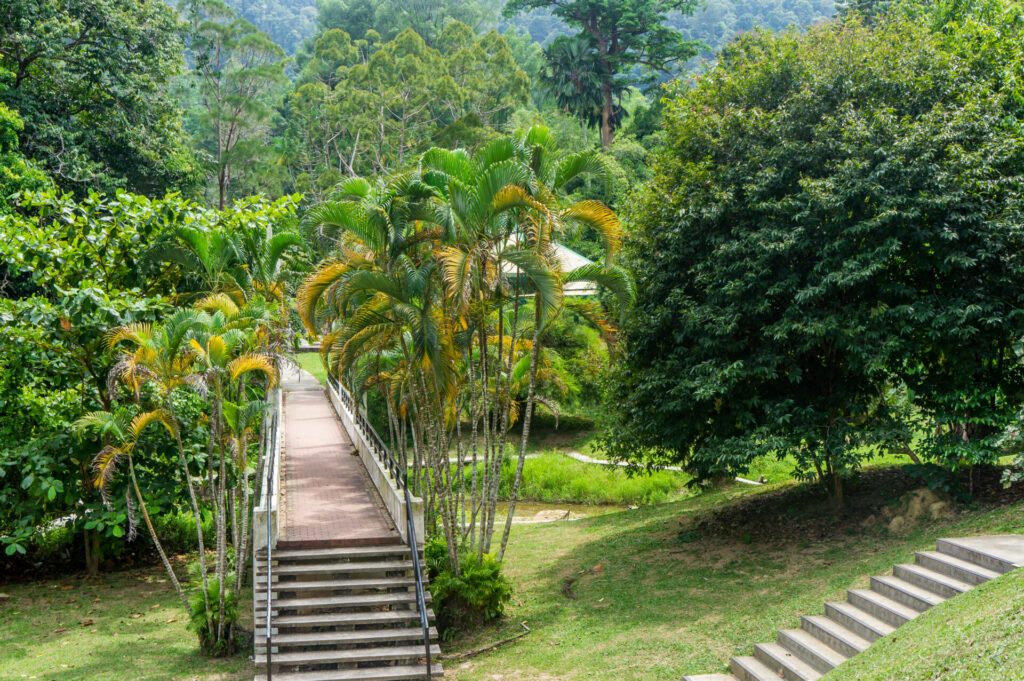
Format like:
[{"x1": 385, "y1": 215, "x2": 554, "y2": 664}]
[
  {"x1": 1, "y1": 467, "x2": 1020, "y2": 680},
  {"x1": 444, "y1": 469, "x2": 1024, "y2": 680},
  {"x1": 826, "y1": 568, "x2": 1024, "y2": 680}
]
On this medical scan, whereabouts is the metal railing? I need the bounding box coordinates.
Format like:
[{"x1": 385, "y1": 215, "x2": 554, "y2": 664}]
[
  {"x1": 328, "y1": 375, "x2": 433, "y2": 679},
  {"x1": 255, "y1": 388, "x2": 282, "y2": 680}
]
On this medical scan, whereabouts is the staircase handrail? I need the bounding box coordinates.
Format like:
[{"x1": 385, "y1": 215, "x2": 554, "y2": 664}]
[
  {"x1": 328, "y1": 374, "x2": 432, "y2": 679},
  {"x1": 255, "y1": 386, "x2": 282, "y2": 680}
]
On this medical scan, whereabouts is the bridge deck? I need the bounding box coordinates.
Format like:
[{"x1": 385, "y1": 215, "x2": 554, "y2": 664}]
[{"x1": 278, "y1": 365, "x2": 398, "y2": 549}]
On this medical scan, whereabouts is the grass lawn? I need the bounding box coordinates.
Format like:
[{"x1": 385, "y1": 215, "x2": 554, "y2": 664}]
[
  {"x1": 493, "y1": 452, "x2": 692, "y2": 505},
  {"x1": 0, "y1": 557, "x2": 254, "y2": 681},
  {"x1": 293, "y1": 351, "x2": 327, "y2": 385},
  {"x1": 443, "y1": 468, "x2": 1024, "y2": 681},
  {"x1": 828, "y1": 567, "x2": 1024, "y2": 680}
]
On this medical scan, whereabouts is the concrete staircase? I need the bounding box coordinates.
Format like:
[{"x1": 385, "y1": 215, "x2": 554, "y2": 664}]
[
  {"x1": 254, "y1": 544, "x2": 443, "y2": 681},
  {"x1": 684, "y1": 535, "x2": 1024, "y2": 681}
]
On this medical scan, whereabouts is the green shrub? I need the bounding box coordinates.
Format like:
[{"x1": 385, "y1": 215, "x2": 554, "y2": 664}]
[
  {"x1": 187, "y1": 569, "x2": 240, "y2": 656},
  {"x1": 426, "y1": 537, "x2": 513, "y2": 639},
  {"x1": 153, "y1": 510, "x2": 213, "y2": 555}
]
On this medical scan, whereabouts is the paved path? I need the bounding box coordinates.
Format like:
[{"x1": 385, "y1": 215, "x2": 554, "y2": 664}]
[{"x1": 278, "y1": 364, "x2": 398, "y2": 549}]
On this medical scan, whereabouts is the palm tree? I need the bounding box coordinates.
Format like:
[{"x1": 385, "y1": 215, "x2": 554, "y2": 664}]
[
  {"x1": 105, "y1": 310, "x2": 213, "y2": 622},
  {"x1": 297, "y1": 129, "x2": 634, "y2": 570},
  {"x1": 188, "y1": 304, "x2": 278, "y2": 645},
  {"x1": 74, "y1": 408, "x2": 189, "y2": 609}
]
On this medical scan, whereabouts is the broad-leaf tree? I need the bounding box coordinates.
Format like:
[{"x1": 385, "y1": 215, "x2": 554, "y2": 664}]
[
  {"x1": 0, "y1": 0, "x2": 198, "y2": 196},
  {"x1": 604, "y1": 10, "x2": 1024, "y2": 507},
  {"x1": 183, "y1": 0, "x2": 288, "y2": 209}
]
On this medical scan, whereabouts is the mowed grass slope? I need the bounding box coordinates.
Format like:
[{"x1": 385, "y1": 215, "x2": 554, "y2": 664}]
[
  {"x1": 0, "y1": 558, "x2": 253, "y2": 681},
  {"x1": 445, "y1": 471, "x2": 1024, "y2": 681}
]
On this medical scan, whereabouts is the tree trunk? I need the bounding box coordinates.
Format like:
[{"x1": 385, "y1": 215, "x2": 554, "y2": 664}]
[
  {"x1": 129, "y1": 456, "x2": 188, "y2": 610},
  {"x1": 83, "y1": 529, "x2": 100, "y2": 578},
  {"x1": 498, "y1": 304, "x2": 542, "y2": 561},
  {"x1": 600, "y1": 80, "x2": 614, "y2": 148}
]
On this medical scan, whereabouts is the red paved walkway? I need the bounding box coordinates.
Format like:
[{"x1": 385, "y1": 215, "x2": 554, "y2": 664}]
[{"x1": 278, "y1": 365, "x2": 398, "y2": 549}]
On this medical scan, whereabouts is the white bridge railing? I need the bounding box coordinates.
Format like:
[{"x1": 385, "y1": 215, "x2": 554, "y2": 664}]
[{"x1": 325, "y1": 376, "x2": 425, "y2": 544}]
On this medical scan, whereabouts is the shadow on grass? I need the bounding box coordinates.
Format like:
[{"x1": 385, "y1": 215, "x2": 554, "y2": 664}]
[{"x1": 446, "y1": 467, "x2": 1024, "y2": 681}]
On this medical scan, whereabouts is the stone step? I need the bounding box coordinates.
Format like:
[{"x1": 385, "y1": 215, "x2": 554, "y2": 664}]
[
  {"x1": 252, "y1": 663, "x2": 444, "y2": 681},
  {"x1": 754, "y1": 642, "x2": 821, "y2": 681},
  {"x1": 261, "y1": 545, "x2": 419, "y2": 562},
  {"x1": 936, "y1": 536, "x2": 1023, "y2": 575},
  {"x1": 255, "y1": 591, "x2": 430, "y2": 613},
  {"x1": 777, "y1": 628, "x2": 846, "y2": 674},
  {"x1": 822, "y1": 601, "x2": 894, "y2": 643},
  {"x1": 799, "y1": 615, "x2": 870, "y2": 658},
  {"x1": 915, "y1": 550, "x2": 1000, "y2": 586},
  {"x1": 260, "y1": 560, "x2": 419, "y2": 577},
  {"x1": 870, "y1": 575, "x2": 945, "y2": 611},
  {"x1": 686, "y1": 536, "x2": 1023, "y2": 681},
  {"x1": 255, "y1": 626, "x2": 439, "y2": 651},
  {"x1": 730, "y1": 656, "x2": 783, "y2": 681},
  {"x1": 847, "y1": 589, "x2": 918, "y2": 628},
  {"x1": 893, "y1": 563, "x2": 972, "y2": 599},
  {"x1": 254, "y1": 643, "x2": 442, "y2": 668},
  {"x1": 261, "y1": 610, "x2": 430, "y2": 632},
  {"x1": 257, "y1": 577, "x2": 418, "y2": 593}
]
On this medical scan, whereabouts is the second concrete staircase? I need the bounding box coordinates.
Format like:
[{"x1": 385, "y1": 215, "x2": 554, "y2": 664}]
[{"x1": 684, "y1": 535, "x2": 1024, "y2": 681}]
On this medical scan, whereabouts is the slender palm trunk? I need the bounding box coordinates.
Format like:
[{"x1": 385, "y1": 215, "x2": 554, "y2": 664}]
[
  {"x1": 129, "y1": 455, "x2": 188, "y2": 610},
  {"x1": 169, "y1": 411, "x2": 212, "y2": 629}
]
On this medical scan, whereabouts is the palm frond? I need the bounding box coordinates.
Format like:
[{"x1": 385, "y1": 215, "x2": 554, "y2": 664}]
[
  {"x1": 92, "y1": 445, "x2": 124, "y2": 504},
  {"x1": 560, "y1": 200, "x2": 622, "y2": 258},
  {"x1": 105, "y1": 322, "x2": 151, "y2": 350},
  {"x1": 563, "y1": 263, "x2": 636, "y2": 312},
  {"x1": 195, "y1": 293, "x2": 240, "y2": 318},
  {"x1": 553, "y1": 152, "x2": 612, "y2": 191},
  {"x1": 296, "y1": 261, "x2": 349, "y2": 334},
  {"x1": 130, "y1": 409, "x2": 177, "y2": 440},
  {"x1": 227, "y1": 354, "x2": 279, "y2": 387}
]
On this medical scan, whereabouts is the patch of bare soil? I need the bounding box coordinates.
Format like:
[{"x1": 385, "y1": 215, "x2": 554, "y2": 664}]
[{"x1": 688, "y1": 466, "x2": 1023, "y2": 545}]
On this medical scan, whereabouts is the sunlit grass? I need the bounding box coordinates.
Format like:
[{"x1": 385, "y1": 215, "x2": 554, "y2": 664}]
[
  {"x1": 293, "y1": 351, "x2": 327, "y2": 385},
  {"x1": 0, "y1": 559, "x2": 252, "y2": 681},
  {"x1": 445, "y1": 480, "x2": 1024, "y2": 681}
]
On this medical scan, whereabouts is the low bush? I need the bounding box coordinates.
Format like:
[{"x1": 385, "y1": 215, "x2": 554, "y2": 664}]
[
  {"x1": 425, "y1": 537, "x2": 513, "y2": 639},
  {"x1": 187, "y1": 567, "x2": 240, "y2": 656}
]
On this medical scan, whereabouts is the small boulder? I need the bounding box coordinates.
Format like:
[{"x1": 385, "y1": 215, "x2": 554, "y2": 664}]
[
  {"x1": 888, "y1": 516, "x2": 908, "y2": 534},
  {"x1": 928, "y1": 500, "x2": 952, "y2": 520}
]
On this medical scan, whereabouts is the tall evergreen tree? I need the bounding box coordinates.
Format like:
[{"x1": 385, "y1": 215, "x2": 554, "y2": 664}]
[{"x1": 504, "y1": 0, "x2": 701, "y2": 146}]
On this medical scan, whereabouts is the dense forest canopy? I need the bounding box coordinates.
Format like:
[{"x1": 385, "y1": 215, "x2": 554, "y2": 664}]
[{"x1": 215, "y1": 0, "x2": 837, "y2": 58}]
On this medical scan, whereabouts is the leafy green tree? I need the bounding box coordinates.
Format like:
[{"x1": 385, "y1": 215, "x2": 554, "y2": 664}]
[
  {"x1": 287, "y1": 24, "x2": 528, "y2": 191},
  {"x1": 223, "y1": 0, "x2": 318, "y2": 53},
  {"x1": 183, "y1": 0, "x2": 289, "y2": 208},
  {"x1": 604, "y1": 11, "x2": 1024, "y2": 506},
  {"x1": 315, "y1": 0, "x2": 497, "y2": 45},
  {"x1": 0, "y1": 79, "x2": 50, "y2": 208},
  {"x1": 504, "y1": 0, "x2": 701, "y2": 146},
  {"x1": 0, "y1": 0, "x2": 199, "y2": 196}
]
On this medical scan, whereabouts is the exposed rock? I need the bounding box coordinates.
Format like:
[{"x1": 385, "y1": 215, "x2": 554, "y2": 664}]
[
  {"x1": 883, "y1": 488, "x2": 955, "y2": 534},
  {"x1": 888, "y1": 516, "x2": 907, "y2": 534},
  {"x1": 928, "y1": 500, "x2": 952, "y2": 520}
]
